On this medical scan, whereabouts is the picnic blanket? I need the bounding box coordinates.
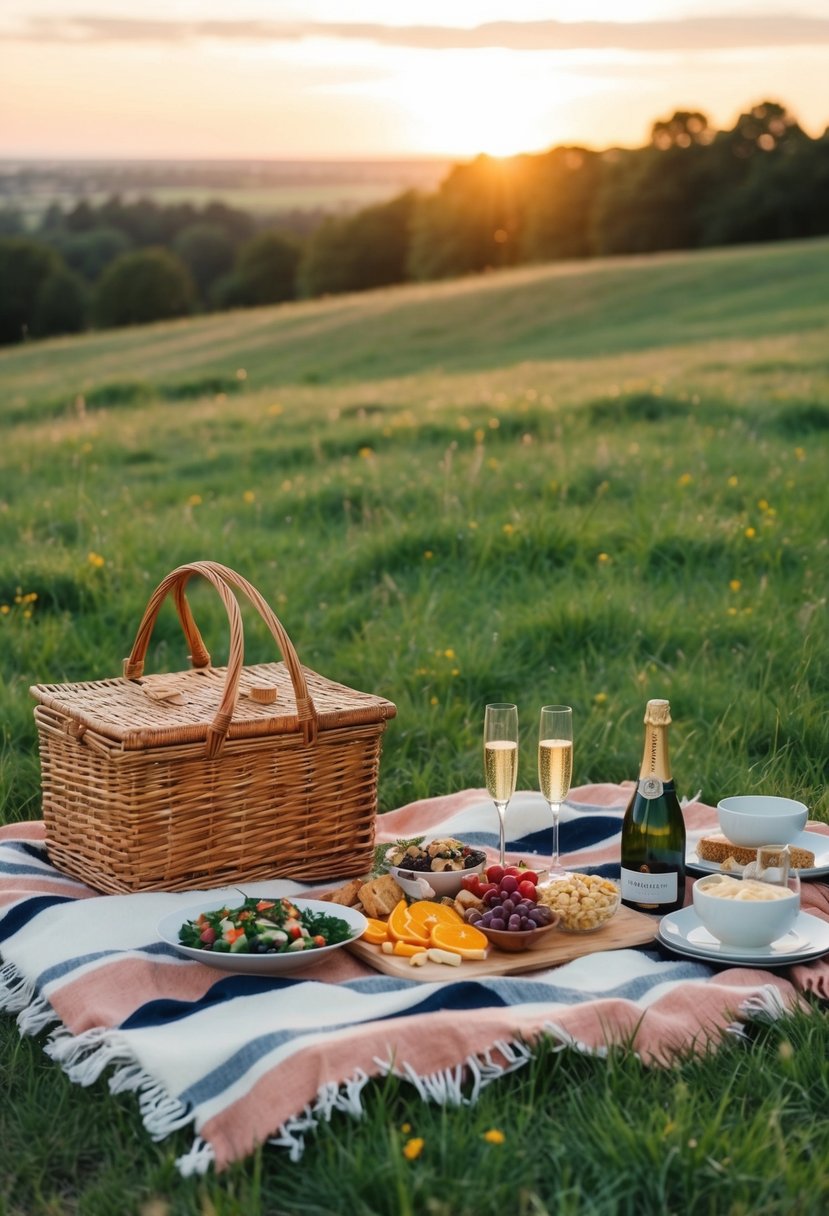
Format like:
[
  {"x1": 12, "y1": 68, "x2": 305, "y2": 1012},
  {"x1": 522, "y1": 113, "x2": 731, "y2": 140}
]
[{"x1": 2, "y1": 783, "x2": 828, "y2": 1176}]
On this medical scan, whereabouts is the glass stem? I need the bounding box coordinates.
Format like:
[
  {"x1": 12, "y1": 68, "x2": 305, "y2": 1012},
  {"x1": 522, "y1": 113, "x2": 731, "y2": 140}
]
[
  {"x1": 549, "y1": 801, "x2": 562, "y2": 872},
  {"x1": 495, "y1": 801, "x2": 508, "y2": 866}
]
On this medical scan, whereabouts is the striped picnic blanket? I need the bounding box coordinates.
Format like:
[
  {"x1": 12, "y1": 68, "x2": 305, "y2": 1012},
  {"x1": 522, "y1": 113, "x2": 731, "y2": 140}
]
[{"x1": 2, "y1": 783, "x2": 828, "y2": 1176}]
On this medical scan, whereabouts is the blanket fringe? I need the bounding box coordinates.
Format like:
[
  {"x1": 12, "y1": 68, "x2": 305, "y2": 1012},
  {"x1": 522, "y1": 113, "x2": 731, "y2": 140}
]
[
  {"x1": 0, "y1": 961, "x2": 38, "y2": 1016},
  {"x1": 268, "y1": 1036, "x2": 539, "y2": 1163},
  {"x1": 732, "y1": 983, "x2": 791, "y2": 1031},
  {"x1": 176, "y1": 1137, "x2": 216, "y2": 1178}
]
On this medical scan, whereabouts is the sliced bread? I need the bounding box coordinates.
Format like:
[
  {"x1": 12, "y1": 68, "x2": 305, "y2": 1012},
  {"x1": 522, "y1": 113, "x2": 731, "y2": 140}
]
[{"x1": 696, "y1": 833, "x2": 814, "y2": 870}]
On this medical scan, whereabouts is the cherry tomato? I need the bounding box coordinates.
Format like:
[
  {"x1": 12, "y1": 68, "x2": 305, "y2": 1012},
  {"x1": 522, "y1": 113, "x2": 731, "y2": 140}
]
[{"x1": 517, "y1": 868, "x2": 539, "y2": 885}]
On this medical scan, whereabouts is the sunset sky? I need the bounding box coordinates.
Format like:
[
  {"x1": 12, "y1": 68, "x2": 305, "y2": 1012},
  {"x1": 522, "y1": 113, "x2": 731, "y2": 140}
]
[{"x1": 2, "y1": 1, "x2": 828, "y2": 161}]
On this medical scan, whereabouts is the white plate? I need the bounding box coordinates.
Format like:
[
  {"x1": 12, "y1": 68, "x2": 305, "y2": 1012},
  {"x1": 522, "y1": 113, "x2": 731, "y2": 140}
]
[
  {"x1": 686, "y1": 829, "x2": 829, "y2": 880},
  {"x1": 157, "y1": 898, "x2": 367, "y2": 975},
  {"x1": 657, "y1": 905, "x2": 829, "y2": 968}
]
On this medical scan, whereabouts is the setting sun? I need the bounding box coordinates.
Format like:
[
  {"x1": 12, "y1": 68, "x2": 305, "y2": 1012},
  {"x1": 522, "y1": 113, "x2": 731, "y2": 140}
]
[{"x1": 374, "y1": 50, "x2": 597, "y2": 157}]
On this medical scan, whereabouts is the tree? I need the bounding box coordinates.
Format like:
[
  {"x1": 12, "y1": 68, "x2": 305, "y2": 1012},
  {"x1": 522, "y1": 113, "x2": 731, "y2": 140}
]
[
  {"x1": 94, "y1": 247, "x2": 195, "y2": 328},
  {"x1": 0, "y1": 237, "x2": 63, "y2": 344},
  {"x1": 300, "y1": 192, "x2": 415, "y2": 297},
  {"x1": 520, "y1": 148, "x2": 604, "y2": 262},
  {"x1": 229, "y1": 230, "x2": 299, "y2": 306},
  {"x1": 408, "y1": 156, "x2": 525, "y2": 280},
  {"x1": 172, "y1": 223, "x2": 236, "y2": 304},
  {"x1": 54, "y1": 226, "x2": 132, "y2": 281},
  {"x1": 32, "y1": 268, "x2": 89, "y2": 337}
]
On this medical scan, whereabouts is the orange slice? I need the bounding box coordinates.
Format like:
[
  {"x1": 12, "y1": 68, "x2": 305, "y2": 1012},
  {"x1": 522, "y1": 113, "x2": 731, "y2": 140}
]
[
  {"x1": 392, "y1": 940, "x2": 428, "y2": 958},
  {"x1": 387, "y1": 899, "x2": 431, "y2": 947},
  {"x1": 361, "y1": 918, "x2": 391, "y2": 946},
  {"x1": 430, "y1": 922, "x2": 489, "y2": 957},
  {"x1": 407, "y1": 900, "x2": 464, "y2": 934}
]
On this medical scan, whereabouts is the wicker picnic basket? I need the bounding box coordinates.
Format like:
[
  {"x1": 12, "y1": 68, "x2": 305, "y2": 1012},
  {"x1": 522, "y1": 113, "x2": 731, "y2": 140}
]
[{"x1": 30, "y1": 561, "x2": 397, "y2": 894}]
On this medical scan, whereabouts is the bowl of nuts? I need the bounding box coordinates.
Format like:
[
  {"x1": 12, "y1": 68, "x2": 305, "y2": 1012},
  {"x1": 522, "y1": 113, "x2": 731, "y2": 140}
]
[
  {"x1": 536, "y1": 873, "x2": 620, "y2": 933},
  {"x1": 384, "y1": 837, "x2": 486, "y2": 899}
]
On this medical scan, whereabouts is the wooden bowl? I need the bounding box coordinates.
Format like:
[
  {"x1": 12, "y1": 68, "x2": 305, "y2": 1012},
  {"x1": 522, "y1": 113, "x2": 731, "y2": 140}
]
[{"x1": 477, "y1": 915, "x2": 560, "y2": 953}]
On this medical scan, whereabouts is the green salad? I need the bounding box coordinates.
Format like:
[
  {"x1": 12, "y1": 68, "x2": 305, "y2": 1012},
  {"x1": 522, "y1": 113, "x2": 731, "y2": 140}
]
[{"x1": 178, "y1": 895, "x2": 354, "y2": 955}]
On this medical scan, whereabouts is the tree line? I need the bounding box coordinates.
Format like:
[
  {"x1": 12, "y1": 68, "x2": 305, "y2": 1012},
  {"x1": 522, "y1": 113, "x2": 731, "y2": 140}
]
[{"x1": 1, "y1": 99, "x2": 827, "y2": 345}]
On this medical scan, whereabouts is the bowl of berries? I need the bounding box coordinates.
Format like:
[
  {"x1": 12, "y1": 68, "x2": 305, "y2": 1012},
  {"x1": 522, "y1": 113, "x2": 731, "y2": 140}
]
[{"x1": 462, "y1": 864, "x2": 560, "y2": 952}]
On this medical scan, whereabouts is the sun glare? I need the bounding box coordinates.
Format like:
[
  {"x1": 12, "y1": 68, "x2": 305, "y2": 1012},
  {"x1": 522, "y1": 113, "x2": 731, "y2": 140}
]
[{"x1": 372, "y1": 50, "x2": 580, "y2": 158}]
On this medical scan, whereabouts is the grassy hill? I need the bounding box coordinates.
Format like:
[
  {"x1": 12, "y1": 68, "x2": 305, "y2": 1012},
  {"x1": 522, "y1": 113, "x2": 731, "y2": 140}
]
[
  {"x1": 1, "y1": 237, "x2": 829, "y2": 1214},
  {"x1": 3, "y1": 238, "x2": 829, "y2": 411}
]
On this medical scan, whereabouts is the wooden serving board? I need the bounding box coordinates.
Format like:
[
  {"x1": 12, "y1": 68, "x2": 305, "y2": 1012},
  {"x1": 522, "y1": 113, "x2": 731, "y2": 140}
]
[{"x1": 347, "y1": 905, "x2": 658, "y2": 981}]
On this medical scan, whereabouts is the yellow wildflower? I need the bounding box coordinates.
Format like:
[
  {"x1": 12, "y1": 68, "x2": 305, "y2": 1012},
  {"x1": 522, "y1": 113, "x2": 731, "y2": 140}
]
[
  {"x1": 486, "y1": 457, "x2": 500, "y2": 470},
  {"x1": 593, "y1": 692, "x2": 608, "y2": 705},
  {"x1": 424, "y1": 550, "x2": 434, "y2": 560},
  {"x1": 502, "y1": 523, "x2": 515, "y2": 535},
  {"x1": 597, "y1": 553, "x2": 611, "y2": 564},
  {"x1": 745, "y1": 527, "x2": 756, "y2": 539},
  {"x1": 483, "y1": 1129, "x2": 506, "y2": 1145},
  {"x1": 430, "y1": 696, "x2": 439, "y2": 706},
  {"x1": 488, "y1": 417, "x2": 500, "y2": 430},
  {"x1": 358, "y1": 447, "x2": 374, "y2": 460},
  {"x1": 729, "y1": 579, "x2": 741, "y2": 592},
  {"x1": 757, "y1": 499, "x2": 769, "y2": 511},
  {"x1": 401, "y1": 1123, "x2": 412, "y2": 1134},
  {"x1": 794, "y1": 447, "x2": 806, "y2": 461},
  {"x1": 87, "y1": 552, "x2": 105, "y2": 568},
  {"x1": 235, "y1": 368, "x2": 247, "y2": 380},
  {"x1": 474, "y1": 428, "x2": 486, "y2": 444},
  {"x1": 242, "y1": 490, "x2": 256, "y2": 504},
  {"x1": 403, "y1": 1137, "x2": 424, "y2": 1161},
  {"x1": 727, "y1": 607, "x2": 738, "y2": 616},
  {"x1": 0, "y1": 605, "x2": 9, "y2": 615},
  {"x1": 187, "y1": 494, "x2": 202, "y2": 507},
  {"x1": 727, "y1": 475, "x2": 739, "y2": 487},
  {"x1": 677, "y1": 473, "x2": 693, "y2": 487},
  {"x1": 443, "y1": 649, "x2": 456, "y2": 660}
]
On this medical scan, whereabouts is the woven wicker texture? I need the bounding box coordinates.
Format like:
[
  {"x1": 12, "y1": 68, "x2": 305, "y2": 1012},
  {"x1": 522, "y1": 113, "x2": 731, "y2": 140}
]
[{"x1": 30, "y1": 562, "x2": 396, "y2": 893}]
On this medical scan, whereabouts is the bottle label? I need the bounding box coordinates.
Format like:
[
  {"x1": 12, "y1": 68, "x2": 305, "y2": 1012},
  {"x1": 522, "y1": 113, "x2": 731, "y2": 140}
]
[
  {"x1": 638, "y1": 777, "x2": 664, "y2": 800},
  {"x1": 620, "y1": 866, "x2": 679, "y2": 903}
]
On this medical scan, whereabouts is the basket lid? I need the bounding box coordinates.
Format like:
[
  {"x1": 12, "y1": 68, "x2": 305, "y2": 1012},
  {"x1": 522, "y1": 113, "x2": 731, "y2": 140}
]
[{"x1": 31, "y1": 661, "x2": 396, "y2": 751}]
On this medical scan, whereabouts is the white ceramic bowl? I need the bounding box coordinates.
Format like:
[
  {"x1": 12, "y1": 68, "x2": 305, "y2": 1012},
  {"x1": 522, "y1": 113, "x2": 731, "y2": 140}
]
[
  {"x1": 693, "y1": 874, "x2": 800, "y2": 948},
  {"x1": 388, "y1": 859, "x2": 485, "y2": 900},
  {"x1": 717, "y1": 795, "x2": 808, "y2": 847}
]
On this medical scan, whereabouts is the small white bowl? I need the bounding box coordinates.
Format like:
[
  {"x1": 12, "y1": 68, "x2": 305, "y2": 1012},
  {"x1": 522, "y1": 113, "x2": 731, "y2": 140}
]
[
  {"x1": 388, "y1": 860, "x2": 485, "y2": 900},
  {"x1": 717, "y1": 795, "x2": 808, "y2": 847},
  {"x1": 693, "y1": 874, "x2": 799, "y2": 948}
]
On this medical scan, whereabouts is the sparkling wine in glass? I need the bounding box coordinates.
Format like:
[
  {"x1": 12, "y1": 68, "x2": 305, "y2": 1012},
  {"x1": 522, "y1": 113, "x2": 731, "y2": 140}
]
[
  {"x1": 538, "y1": 705, "x2": 573, "y2": 877},
  {"x1": 484, "y1": 703, "x2": 519, "y2": 867}
]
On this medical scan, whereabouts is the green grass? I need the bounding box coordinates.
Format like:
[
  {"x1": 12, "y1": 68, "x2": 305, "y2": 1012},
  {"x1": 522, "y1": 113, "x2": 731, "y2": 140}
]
[{"x1": 1, "y1": 237, "x2": 828, "y2": 1213}]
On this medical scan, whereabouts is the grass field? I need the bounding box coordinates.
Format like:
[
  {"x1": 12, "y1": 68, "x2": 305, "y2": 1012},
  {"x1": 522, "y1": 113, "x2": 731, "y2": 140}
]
[{"x1": 1, "y1": 237, "x2": 829, "y2": 1214}]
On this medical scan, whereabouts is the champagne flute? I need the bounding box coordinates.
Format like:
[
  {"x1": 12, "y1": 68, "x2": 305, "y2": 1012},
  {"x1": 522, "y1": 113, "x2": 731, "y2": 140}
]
[
  {"x1": 484, "y1": 703, "x2": 519, "y2": 867},
  {"x1": 538, "y1": 705, "x2": 573, "y2": 878}
]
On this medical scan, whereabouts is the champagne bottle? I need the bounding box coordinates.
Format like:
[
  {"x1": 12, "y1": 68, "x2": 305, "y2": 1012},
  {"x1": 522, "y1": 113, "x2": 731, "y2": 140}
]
[{"x1": 620, "y1": 699, "x2": 686, "y2": 913}]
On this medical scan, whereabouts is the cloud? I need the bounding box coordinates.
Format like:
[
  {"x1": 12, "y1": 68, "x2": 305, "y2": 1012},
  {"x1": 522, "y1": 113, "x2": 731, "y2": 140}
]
[{"x1": 6, "y1": 14, "x2": 829, "y2": 52}]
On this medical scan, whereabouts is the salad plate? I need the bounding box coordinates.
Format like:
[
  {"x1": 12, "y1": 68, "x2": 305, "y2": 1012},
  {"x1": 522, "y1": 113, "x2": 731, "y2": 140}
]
[
  {"x1": 656, "y1": 905, "x2": 829, "y2": 968},
  {"x1": 685, "y1": 829, "x2": 829, "y2": 880},
  {"x1": 157, "y1": 897, "x2": 366, "y2": 975}
]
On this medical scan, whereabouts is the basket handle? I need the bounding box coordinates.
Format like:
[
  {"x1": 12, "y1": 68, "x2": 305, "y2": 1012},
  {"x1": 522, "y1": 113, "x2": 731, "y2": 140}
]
[{"x1": 123, "y1": 561, "x2": 318, "y2": 756}]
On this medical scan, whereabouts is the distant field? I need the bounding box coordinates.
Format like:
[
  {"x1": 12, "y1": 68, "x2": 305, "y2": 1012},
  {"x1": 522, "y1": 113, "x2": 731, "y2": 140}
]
[
  {"x1": 0, "y1": 157, "x2": 452, "y2": 225},
  {"x1": 1, "y1": 237, "x2": 829, "y2": 1213}
]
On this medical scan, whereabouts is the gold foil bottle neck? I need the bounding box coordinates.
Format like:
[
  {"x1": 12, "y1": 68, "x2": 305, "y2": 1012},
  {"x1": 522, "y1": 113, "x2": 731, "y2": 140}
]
[{"x1": 643, "y1": 699, "x2": 672, "y2": 726}]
